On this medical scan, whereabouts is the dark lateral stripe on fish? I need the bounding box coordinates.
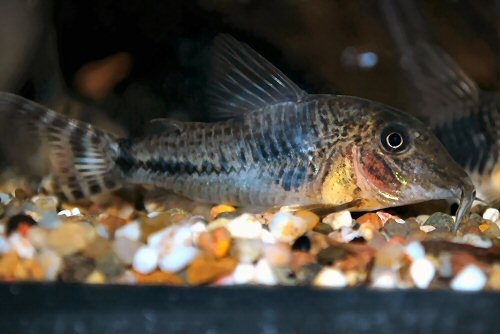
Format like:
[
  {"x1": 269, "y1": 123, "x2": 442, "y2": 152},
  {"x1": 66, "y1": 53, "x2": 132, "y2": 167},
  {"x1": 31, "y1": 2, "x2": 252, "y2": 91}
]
[{"x1": 116, "y1": 149, "x2": 233, "y2": 177}]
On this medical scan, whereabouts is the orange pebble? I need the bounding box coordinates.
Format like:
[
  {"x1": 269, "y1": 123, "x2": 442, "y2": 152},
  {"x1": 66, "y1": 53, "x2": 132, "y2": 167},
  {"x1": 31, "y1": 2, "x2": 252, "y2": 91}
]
[
  {"x1": 133, "y1": 270, "x2": 184, "y2": 285},
  {"x1": 18, "y1": 223, "x2": 31, "y2": 237},
  {"x1": 479, "y1": 223, "x2": 490, "y2": 232},
  {"x1": 187, "y1": 256, "x2": 237, "y2": 285},
  {"x1": 357, "y1": 213, "x2": 382, "y2": 229},
  {"x1": 198, "y1": 227, "x2": 231, "y2": 258},
  {"x1": 210, "y1": 204, "x2": 236, "y2": 221},
  {"x1": 389, "y1": 236, "x2": 406, "y2": 244}
]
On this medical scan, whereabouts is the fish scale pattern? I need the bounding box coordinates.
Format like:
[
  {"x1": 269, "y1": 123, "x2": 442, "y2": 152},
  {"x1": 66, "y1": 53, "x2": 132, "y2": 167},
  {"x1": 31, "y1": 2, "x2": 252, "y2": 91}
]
[{"x1": 118, "y1": 98, "x2": 350, "y2": 206}]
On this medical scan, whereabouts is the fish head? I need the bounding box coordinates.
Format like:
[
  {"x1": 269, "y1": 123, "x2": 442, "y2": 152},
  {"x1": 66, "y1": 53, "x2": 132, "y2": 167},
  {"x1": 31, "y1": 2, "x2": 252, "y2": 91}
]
[{"x1": 343, "y1": 98, "x2": 474, "y2": 222}]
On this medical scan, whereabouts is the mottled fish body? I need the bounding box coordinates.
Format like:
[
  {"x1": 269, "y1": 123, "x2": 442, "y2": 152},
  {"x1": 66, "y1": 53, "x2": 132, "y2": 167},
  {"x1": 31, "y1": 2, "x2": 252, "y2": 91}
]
[
  {"x1": 0, "y1": 34, "x2": 474, "y2": 229},
  {"x1": 117, "y1": 95, "x2": 439, "y2": 209}
]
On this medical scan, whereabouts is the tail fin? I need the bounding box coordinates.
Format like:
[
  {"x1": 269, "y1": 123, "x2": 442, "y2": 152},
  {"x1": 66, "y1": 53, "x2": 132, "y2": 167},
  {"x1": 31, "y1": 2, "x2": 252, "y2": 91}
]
[{"x1": 0, "y1": 92, "x2": 123, "y2": 201}]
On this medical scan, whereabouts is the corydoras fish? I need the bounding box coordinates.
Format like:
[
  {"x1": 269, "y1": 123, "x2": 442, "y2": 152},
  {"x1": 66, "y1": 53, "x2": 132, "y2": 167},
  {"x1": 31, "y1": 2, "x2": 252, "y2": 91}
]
[
  {"x1": 0, "y1": 34, "x2": 474, "y2": 229},
  {"x1": 381, "y1": 0, "x2": 497, "y2": 212}
]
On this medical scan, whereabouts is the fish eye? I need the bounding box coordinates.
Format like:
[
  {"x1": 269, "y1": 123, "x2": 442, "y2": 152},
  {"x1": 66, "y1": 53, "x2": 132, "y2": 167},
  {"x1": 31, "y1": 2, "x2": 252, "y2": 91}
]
[{"x1": 380, "y1": 124, "x2": 410, "y2": 153}]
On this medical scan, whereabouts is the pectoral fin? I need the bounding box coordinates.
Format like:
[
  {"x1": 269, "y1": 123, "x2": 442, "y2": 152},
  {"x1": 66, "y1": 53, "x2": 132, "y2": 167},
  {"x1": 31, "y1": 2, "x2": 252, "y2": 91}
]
[{"x1": 281, "y1": 199, "x2": 364, "y2": 217}]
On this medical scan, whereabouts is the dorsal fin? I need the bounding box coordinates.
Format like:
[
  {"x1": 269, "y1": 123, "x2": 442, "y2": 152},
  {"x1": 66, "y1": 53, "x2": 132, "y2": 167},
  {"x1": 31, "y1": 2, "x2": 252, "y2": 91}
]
[{"x1": 208, "y1": 34, "x2": 307, "y2": 118}]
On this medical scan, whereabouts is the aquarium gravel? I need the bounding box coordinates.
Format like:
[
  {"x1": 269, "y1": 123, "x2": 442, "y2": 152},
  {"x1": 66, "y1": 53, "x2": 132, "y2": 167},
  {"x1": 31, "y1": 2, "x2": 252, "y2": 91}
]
[{"x1": 1, "y1": 178, "x2": 499, "y2": 291}]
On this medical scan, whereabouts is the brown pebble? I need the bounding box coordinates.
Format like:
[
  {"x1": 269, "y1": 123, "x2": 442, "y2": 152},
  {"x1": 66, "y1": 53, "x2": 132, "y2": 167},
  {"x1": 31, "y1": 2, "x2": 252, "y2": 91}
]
[
  {"x1": 98, "y1": 215, "x2": 128, "y2": 237},
  {"x1": 14, "y1": 188, "x2": 30, "y2": 200},
  {"x1": 317, "y1": 245, "x2": 347, "y2": 265},
  {"x1": 451, "y1": 252, "x2": 479, "y2": 276},
  {"x1": 83, "y1": 237, "x2": 111, "y2": 260},
  {"x1": 405, "y1": 218, "x2": 421, "y2": 232},
  {"x1": 139, "y1": 209, "x2": 189, "y2": 241},
  {"x1": 313, "y1": 222, "x2": 333, "y2": 235},
  {"x1": 59, "y1": 253, "x2": 96, "y2": 282},
  {"x1": 291, "y1": 251, "x2": 316, "y2": 272},
  {"x1": 484, "y1": 223, "x2": 500, "y2": 239},
  {"x1": 96, "y1": 251, "x2": 125, "y2": 280},
  {"x1": 48, "y1": 223, "x2": 96, "y2": 256},
  {"x1": 134, "y1": 270, "x2": 184, "y2": 285},
  {"x1": 0, "y1": 252, "x2": 20, "y2": 279},
  {"x1": 488, "y1": 265, "x2": 500, "y2": 290},
  {"x1": 187, "y1": 256, "x2": 237, "y2": 285},
  {"x1": 2, "y1": 255, "x2": 44, "y2": 281},
  {"x1": 383, "y1": 219, "x2": 410, "y2": 238},
  {"x1": 308, "y1": 232, "x2": 330, "y2": 256}
]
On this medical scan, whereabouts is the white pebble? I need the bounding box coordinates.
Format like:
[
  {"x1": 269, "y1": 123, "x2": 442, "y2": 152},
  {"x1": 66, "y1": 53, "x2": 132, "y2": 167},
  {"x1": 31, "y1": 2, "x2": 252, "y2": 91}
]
[
  {"x1": 36, "y1": 249, "x2": 62, "y2": 280},
  {"x1": 254, "y1": 259, "x2": 277, "y2": 285},
  {"x1": 0, "y1": 235, "x2": 11, "y2": 254},
  {"x1": 38, "y1": 212, "x2": 63, "y2": 230},
  {"x1": 27, "y1": 227, "x2": 48, "y2": 249},
  {"x1": 328, "y1": 227, "x2": 361, "y2": 243},
  {"x1": 416, "y1": 215, "x2": 430, "y2": 225},
  {"x1": 147, "y1": 226, "x2": 176, "y2": 248},
  {"x1": 115, "y1": 221, "x2": 141, "y2": 241},
  {"x1": 313, "y1": 268, "x2": 348, "y2": 288},
  {"x1": 113, "y1": 237, "x2": 141, "y2": 265},
  {"x1": 438, "y1": 253, "x2": 453, "y2": 278},
  {"x1": 95, "y1": 224, "x2": 109, "y2": 239},
  {"x1": 263, "y1": 243, "x2": 291, "y2": 267},
  {"x1": 158, "y1": 246, "x2": 197, "y2": 273},
  {"x1": 57, "y1": 209, "x2": 71, "y2": 217},
  {"x1": 148, "y1": 225, "x2": 198, "y2": 273},
  {"x1": 190, "y1": 220, "x2": 207, "y2": 244},
  {"x1": 269, "y1": 212, "x2": 308, "y2": 243},
  {"x1": 32, "y1": 195, "x2": 59, "y2": 212},
  {"x1": 376, "y1": 212, "x2": 405, "y2": 225},
  {"x1": 419, "y1": 225, "x2": 436, "y2": 233},
  {"x1": 233, "y1": 263, "x2": 256, "y2": 284},
  {"x1": 57, "y1": 207, "x2": 81, "y2": 217},
  {"x1": 323, "y1": 210, "x2": 353, "y2": 230},
  {"x1": 0, "y1": 192, "x2": 10, "y2": 204},
  {"x1": 9, "y1": 233, "x2": 35, "y2": 259},
  {"x1": 133, "y1": 246, "x2": 159, "y2": 274},
  {"x1": 483, "y1": 208, "x2": 500, "y2": 222},
  {"x1": 226, "y1": 214, "x2": 263, "y2": 239},
  {"x1": 371, "y1": 270, "x2": 398, "y2": 289},
  {"x1": 450, "y1": 265, "x2": 487, "y2": 291},
  {"x1": 405, "y1": 241, "x2": 425, "y2": 261},
  {"x1": 455, "y1": 234, "x2": 492, "y2": 249},
  {"x1": 410, "y1": 258, "x2": 435, "y2": 289},
  {"x1": 260, "y1": 229, "x2": 277, "y2": 244}
]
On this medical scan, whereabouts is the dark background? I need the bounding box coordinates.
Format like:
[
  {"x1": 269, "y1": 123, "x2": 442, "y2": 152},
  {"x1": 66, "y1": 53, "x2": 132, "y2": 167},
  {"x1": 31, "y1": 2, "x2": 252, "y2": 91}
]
[{"x1": 20, "y1": 0, "x2": 500, "y2": 136}]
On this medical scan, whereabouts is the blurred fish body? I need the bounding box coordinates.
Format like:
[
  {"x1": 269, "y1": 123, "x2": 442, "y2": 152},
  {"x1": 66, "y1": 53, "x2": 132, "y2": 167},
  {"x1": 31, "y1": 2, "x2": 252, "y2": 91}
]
[
  {"x1": 0, "y1": 35, "x2": 474, "y2": 225},
  {"x1": 381, "y1": 0, "x2": 500, "y2": 204}
]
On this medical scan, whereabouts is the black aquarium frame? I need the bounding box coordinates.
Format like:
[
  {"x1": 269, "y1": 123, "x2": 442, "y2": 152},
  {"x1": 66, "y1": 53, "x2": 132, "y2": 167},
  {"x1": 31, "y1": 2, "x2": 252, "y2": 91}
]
[{"x1": 1, "y1": 283, "x2": 499, "y2": 334}]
